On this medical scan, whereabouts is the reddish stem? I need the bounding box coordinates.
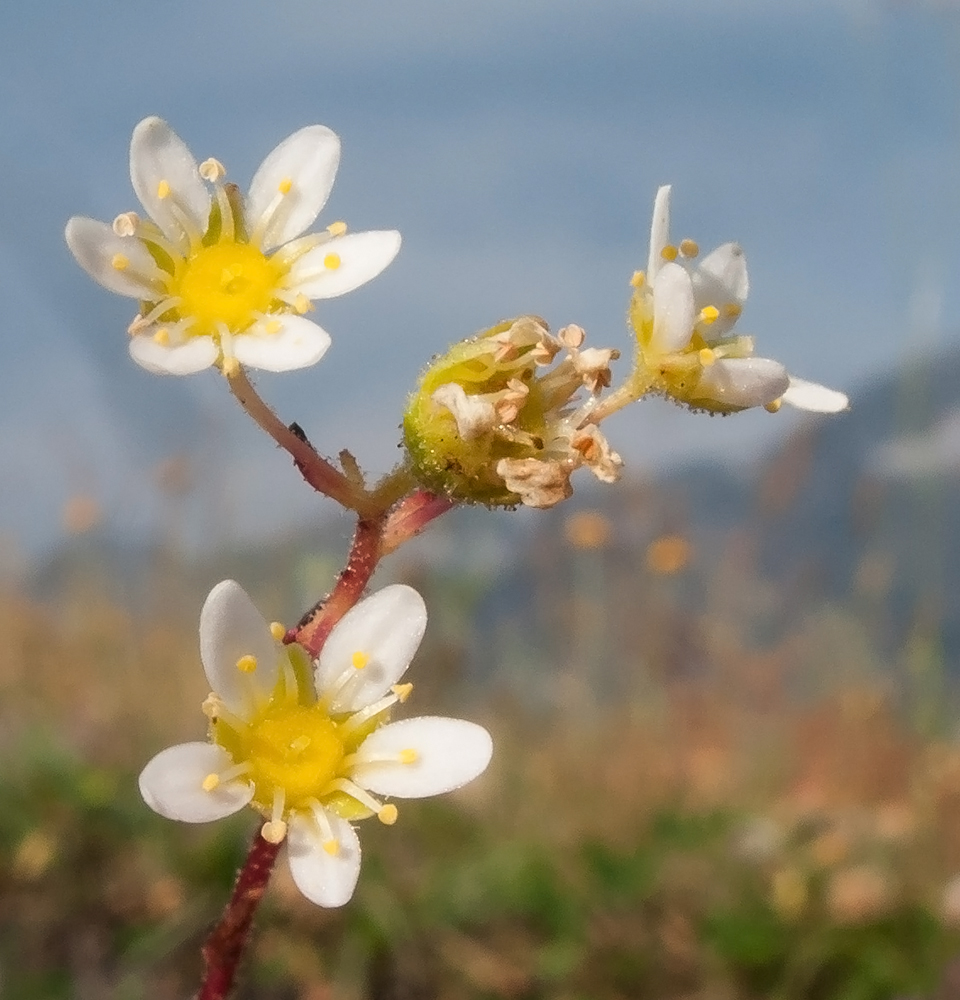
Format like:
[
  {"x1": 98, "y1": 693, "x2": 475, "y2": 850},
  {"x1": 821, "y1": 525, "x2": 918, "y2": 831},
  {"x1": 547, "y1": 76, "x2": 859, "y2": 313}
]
[
  {"x1": 197, "y1": 831, "x2": 282, "y2": 1000},
  {"x1": 291, "y1": 514, "x2": 386, "y2": 657},
  {"x1": 380, "y1": 490, "x2": 456, "y2": 556}
]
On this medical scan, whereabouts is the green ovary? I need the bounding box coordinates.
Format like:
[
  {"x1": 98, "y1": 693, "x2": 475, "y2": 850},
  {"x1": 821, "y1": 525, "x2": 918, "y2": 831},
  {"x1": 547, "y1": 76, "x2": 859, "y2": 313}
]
[{"x1": 175, "y1": 242, "x2": 283, "y2": 336}]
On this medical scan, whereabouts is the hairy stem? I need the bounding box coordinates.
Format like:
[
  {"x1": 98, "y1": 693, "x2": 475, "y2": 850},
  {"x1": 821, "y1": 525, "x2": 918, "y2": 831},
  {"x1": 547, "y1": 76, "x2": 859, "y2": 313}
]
[
  {"x1": 197, "y1": 831, "x2": 282, "y2": 1000},
  {"x1": 380, "y1": 490, "x2": 456, "y2": 557}
]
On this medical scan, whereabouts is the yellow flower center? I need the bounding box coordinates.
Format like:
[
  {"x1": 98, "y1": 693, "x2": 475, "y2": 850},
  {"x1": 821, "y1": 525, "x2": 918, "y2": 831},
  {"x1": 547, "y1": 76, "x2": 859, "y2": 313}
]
[{"x1": 175, "y1": 242, "x2": 283, "y2": 337}]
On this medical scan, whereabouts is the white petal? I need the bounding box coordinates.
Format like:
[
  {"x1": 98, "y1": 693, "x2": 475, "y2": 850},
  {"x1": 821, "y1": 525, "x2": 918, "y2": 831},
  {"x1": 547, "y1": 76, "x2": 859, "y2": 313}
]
[
  {"x1": 355, "y1": 716, "x2": 492, "y2": 799},
  {"x1": 286, "y1": 231, "x2": 402, "y2": 300},
  {"x1": 286, "y1": 811, "x2": 361, "y2": 908},
  {"x1": 130, "y1": 116, "x2": 210, "y2": 246},
  {"x1": 696, "y1": 357, "x2": 789, "y2": 410},
  {"x1": 65, "y1": 217, "x2": 164, "y2": 298},
  {"x1": 231, "y1": 316, "x2": 332, "y2": 372},
  {"x1": 647, "y1": 184, "x2": 672, "y2": 284},
  {"x1": 782, "y1": 376, "x2": 850, "y2": 413},
  {"x1": 129, "y1": 333, "x2": 218, "y2": 375},
  {"x1": 651, "y1": 262, "x2": 696, "y2": 353},
  {"x1": 199, "y1": 580, "x2": 280, "y2": 714},
  {"x1": 139, "y1": 742, "x2": 252, "y2": 823},
  {"x1": 247, "y1": 125, "x2": 341, "y2": 251},
  {"x1": 692, "y1": 242, "x2": 749, "y2": 338},
  {"x1": 315, "y1": 585, "x2": 427, "y2": 713}
]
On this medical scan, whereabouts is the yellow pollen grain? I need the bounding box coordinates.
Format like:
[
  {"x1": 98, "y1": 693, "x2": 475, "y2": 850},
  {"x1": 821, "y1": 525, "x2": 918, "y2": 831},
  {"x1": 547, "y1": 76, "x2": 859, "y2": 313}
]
[
  {"x1": 679, "y1": 238, "x2": 700, "y2": 258},
  {"x1": 765, "y1": 398, "x2": 783, "y2": 413},
  {"x1": 157, "y1": 179, "x2": 171, "y2": 199},
  {"x1": 322, "y1": 838, "x2": 340, "y2": 856},
  {"x1": 630, "y1": 270, "x2": 646, "y2": 288},
  {"x1": 699, "y1": 348, "x2": 716, "y2": 367},
  {"x1": 236, "y1": 654, "x2": 258, "y2": 674},
  {"x1": 661, "y1": 244, "x2": 679, "y2": 261},
  {"x1": 327, "y1": 220, "x2": 347, "y2": 237},
  {"x1": 378, "y1": 804, "x2": 399, "y2": 825},
  {"x1": 323, "y1": 253, "x2": 342, "y2": 271},
  {"x1": 111, "y1": 253, "x2": 130, "y2": 271},
  {"x1": 391, "y1": 683, "x2": 413, "y2": 703},
  {"x1": 269, "y1": 622, "x2": 285, "y2": 641},
  {"x1": 202, "y1": 773, "x2": 220, "y2": 792},
  {"x1": 351, "y1": 651, "x2": 369, "y2": 670},
  {"x1": 699, "y1": 305, "x2": 720, "y2": 325},
  {"x1": 294, "y1": 293, "x2": 312, "y2": 315},
  {"x1": 399, "y1": 749, "x2": 418, "y2": 764},
  {"x1": 723, "y1": 302, "x2": 743, "y2": 318},
  {"x1": 277, "y1": 177, "x2": 293, "y2": 195},
  {"x1": 264, "y1": 319, "x2": 283, "y2": 335},
  {"x1": 153, "y1": 328, "x2": 170, "y2": 346}
]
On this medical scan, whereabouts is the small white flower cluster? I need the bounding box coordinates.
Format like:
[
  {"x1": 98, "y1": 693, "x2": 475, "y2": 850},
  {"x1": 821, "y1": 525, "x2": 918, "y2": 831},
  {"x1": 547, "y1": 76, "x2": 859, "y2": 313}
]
[
  {"x1": 66, "y1": 117, "x2": 400, "y2": 376},
  {"x1": 139, "y1": 582, "x2": 492, "y2": 907}
]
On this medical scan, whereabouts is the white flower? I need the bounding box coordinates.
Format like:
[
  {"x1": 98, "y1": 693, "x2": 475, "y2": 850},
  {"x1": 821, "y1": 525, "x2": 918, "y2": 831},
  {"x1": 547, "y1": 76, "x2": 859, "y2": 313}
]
[
  {"x1": 138, "y1": 581, "x2": 492, "y2": 907},
  {"x1": 66, "y1": 117, "x2": 401, "y2": 376},
  {"x1": 630, "y1": 186, "x2": 848, "y2": 414}
]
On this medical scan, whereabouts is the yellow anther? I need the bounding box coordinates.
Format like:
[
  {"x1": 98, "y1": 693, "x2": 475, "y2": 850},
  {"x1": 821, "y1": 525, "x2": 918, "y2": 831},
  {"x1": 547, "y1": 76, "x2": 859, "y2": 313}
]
[
  {"x1": 322, "y1": 838, "x2": 340, "y2": 856},
  {"x1": 661, "y1": 244, "x2": 678, "y2": 261},
  {"x1": 291, "y1": 735, "x2": 311, "y2": 753},
  {"x1": 222, "y1": 356, "x2": 241, "y2": 378},
  {"x1": 323, "y1": 253, "x2": 342, "y2": 271},
  {"x1": 157, "y1": 179, "x2": 171, "y2": 199},
  {"x1": 679, "y1": 238, "x2": 700, "y2": 258},
  {"x1": 699, "y1": 348, "x2": 716, "y2": 367},
  {"x1": 293, "y1": 293, "x2": 312, "y2": 314},
  {"x1": 351, "y1": 651, "x2": 369, "y2": 670},
  {"x1": 264, "y1": 319, "x2": 283, "y2": 335},
  {"x1": 111, "y1": 253, "x2": 130, "y2": 271},
  {"x1": 202, "y1": 773, "x2": 220, "y2": 792},
  {"x1": 236, "y1": 654, "x2": 258, "y2": 674},
  {"x1": 764, "y1": 398, "x2": 783, "y2": 413},
  {"x1": 278, "y1": 177, "x2": 293, "y2": 195},
  {"x1": 399, "y1": 749, "x2": 419, "y2": 764},
  {"x1": 326, "y1": 220, "x2": 347, "y2": 237},
  {"x1": 199, "y1": 158, "x2": 226, "y2": 182},
  {"x1": 269, "y1": 622, "x2": 285, "y2": 641},
  {"x1": 153, "y1": 328, "x2": 170, "y2": 346},
  {"x1": 201, "y1": 694, "x2": 220, "y2": 719},
  {"x1": 723, "y1": 302, "x2": 743, "y2": 318},
  {"x1": 261, "y1": 819, "x2": 288, "y2": 844},
  {"x1": 378, "y1": 804, "x2": 399, "y2": 825},
  {"x1": 699, "y1": 305, "x2": 720, "y2": 325},
  {"x1": 391, "y1": 683, "x2": 413, "y2": 703},
  {"x1": 630, "y1": 270, "x2": 646, "y2": 288}
]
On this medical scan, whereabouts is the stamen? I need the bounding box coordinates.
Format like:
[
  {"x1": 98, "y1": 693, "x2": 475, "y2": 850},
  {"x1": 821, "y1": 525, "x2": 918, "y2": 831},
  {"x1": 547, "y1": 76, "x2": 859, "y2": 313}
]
[
  {"x1": 222, "y1": 357, "x2": 241, "y2": 378},
  {"x1": 128, "y1": 297, "x2": 182, "y2": 334},
  {"x1": 157, "y1": 179, "x2": 171, "y2": 199},
  {"x1": 308, "y1": 801, "x2": 340, "y2": 854},
  {"x1": 378, "y1": 804, "x2": 398, "y2": 825},
  {"x1": 260, "y1": 787, "x2": 288, "y2": 843},
  {"x1": 112, "y1": 213, "x2": 140, "y2": 237},
  {"x1": 343, "y1": 747, "x2": 419, "y2": 769},
  {"x1": 661, "y1": 244, "x2": 679, "y2": 262},
  {"x1": 391, "y1": 683, "x2": 413, "y2": 703},
  {"x1": 201, "y1": 761, "x2": 251, "y2": 791},
  {"x1": 338, "y1": 692, "x2": 400, "y2": 736},
  {"x1": 322, "y1": 778, "x2": 385, "y2": 816},
  {"x1": 630, "y1": 270, "x2": 646, "y2": 288},
  {"x1": 278, "y1": 177, "x2": 293, "y2": 195},
  {"x1": 294, "y1": 293, "x2": 312, "y2": 315},
  {"x1": 269, "y1": 622, "x2": 285, "y2": 641},
  {"x1": 351, "y1": 651, "x2": 369, "y2": 670},
  {"x1": 764, "y1": 398, "x2": 783, "y2": 413},
  {"x1": 323, "y1": 253, "x2": 342, "y2": 270},
  {"x1": 199, "y1": 158, "x2": 226, "y2": 182},
  {"x1": 699, "y1": 306, "x2": 720, "y2": 325},
  {"x1": 236, "y1": 654, "x2": 258, "y2": 674},
  {"x1": 327, "y1": 221, "x2": 347, "y2": 237},
  {"x1": 699, "y1": 348, "x2": 716, "y2": 366},
  {"x1": 111, "y1": 253, "x2": 130, "y2": 271},
  {"x1": 679, "y1": 238, "x2": 699, "y2": 258}
]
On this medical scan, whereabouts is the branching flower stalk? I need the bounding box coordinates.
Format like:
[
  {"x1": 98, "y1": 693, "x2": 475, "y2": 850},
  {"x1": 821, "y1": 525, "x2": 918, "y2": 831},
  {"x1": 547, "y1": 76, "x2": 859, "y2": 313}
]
[{"x1": 65, "y1": 116, "x2": 852, "y2": 1000}]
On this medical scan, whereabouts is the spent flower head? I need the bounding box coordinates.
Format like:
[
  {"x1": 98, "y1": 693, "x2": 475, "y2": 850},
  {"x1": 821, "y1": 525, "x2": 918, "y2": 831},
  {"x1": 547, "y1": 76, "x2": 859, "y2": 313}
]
[
  {"x1": 139, "y1": 581, "x2": 492, "y2": 907},
  {"x1": 66, "y1": 117, "x2": 401, "y2": 376},
  {"x1": 403, "y1": 316, "x2": 623, "y2": 508},
  {"x1": 629, "y1": 186, "x2": 848, "y2": 414}
]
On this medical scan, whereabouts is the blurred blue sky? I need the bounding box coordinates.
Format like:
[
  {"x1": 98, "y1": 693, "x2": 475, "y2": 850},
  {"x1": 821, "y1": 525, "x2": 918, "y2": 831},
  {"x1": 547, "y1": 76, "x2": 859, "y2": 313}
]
[{"x1": 1, "y1": 0, "x2": 959, "y2": 561}]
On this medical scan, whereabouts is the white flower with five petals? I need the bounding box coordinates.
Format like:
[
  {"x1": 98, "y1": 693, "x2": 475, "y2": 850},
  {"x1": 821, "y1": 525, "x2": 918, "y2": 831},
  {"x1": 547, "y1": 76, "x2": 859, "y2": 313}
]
[
  {"x1": 66, "y1": 117, "x2": 401, "y2": 376},
  {"x1": 630, "y1": 186, "x2": 848, "y2": 414},
  {"x1": 138, "y1": 581, "x2": 492, "y2": 907}
]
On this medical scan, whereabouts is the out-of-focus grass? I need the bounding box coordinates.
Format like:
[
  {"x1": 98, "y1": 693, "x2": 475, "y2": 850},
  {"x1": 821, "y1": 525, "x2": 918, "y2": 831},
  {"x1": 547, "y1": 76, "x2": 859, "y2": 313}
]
[{"x1": 3, "y1": 582, "x2": 960, "y2": 999}]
